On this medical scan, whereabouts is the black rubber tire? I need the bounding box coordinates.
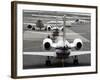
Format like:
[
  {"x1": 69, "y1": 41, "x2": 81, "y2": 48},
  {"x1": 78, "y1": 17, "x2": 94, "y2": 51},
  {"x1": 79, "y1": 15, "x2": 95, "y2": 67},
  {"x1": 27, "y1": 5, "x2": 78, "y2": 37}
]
[
  {"x1": 73, "y1": 59, "x2": 79, "y2": 65},
  {"x1": 45, "y1": 60, "x2": 51, "y2": 66},
  {"x1": 32, "y1": 27, "x2": 35, "y2": 30}
]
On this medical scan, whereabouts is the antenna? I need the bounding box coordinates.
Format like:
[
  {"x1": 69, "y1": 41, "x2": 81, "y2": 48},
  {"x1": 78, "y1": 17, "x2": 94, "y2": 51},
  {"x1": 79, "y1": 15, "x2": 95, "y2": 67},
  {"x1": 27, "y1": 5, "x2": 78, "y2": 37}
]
[
  {"x1": 56, "y1": 16, "x2": 58, "y2": 29},
  {"x1": 63, "y1": 15, "x2": 66, "y2": 46},
  {"x1": 62, "y1": 15, "x2": 66, "y2": 67}
]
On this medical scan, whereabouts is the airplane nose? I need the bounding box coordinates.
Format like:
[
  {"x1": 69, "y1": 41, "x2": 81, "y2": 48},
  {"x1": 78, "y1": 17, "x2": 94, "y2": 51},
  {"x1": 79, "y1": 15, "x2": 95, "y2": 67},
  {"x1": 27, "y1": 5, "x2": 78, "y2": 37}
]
[{"x1": 56, "y1": 49, "x2": 70, "y2": 59}]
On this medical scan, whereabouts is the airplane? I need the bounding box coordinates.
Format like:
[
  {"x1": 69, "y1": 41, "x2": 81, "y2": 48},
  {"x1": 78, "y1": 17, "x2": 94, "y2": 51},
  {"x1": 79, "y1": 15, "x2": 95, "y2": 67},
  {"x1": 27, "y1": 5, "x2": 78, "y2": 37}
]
[
  {"x1": 24, "y1": 23, "x2": 47, "y2": 31},
  {"x1": 24, "y1": 36, "x2": 90, "y2": 66},
  {"x1": 46, "y1": 19, "x2": 79, "y2": 31},
  {"x1": 46, "y1": 21, "x2": 63, "y2": 31},
  {"x1": 24, "y1": 15, "x2": 91, "y2": 66},
  {"x1": 76, "y1": 19, "x2": 90, "y2": 24}
]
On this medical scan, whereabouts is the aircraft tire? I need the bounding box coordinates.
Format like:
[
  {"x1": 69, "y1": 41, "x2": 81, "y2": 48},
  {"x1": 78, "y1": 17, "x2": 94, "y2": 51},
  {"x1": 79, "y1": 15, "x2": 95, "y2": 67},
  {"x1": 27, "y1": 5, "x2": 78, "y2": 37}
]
[
  {"x1": 45, "y1": 60, "x2": 51, "y2": 66},
  {"x1": 73, "y1": 59, "x2": 79, "y2": 65},
  {"x1": 73, "y1": 56, "x2": 79, "y2": 65}
]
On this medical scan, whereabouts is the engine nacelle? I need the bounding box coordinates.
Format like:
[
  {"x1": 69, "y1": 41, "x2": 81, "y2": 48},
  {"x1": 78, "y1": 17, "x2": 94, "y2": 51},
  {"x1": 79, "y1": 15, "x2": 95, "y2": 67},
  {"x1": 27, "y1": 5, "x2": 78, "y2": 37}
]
[
  {"x1": 47, "y1": 25, "x2": 51, "y2": 31},
  {"x1": 73, "y1": 39, "x2": 83, "y2": 50},
  {"x1": 43, "y1": 38, "x2": 52, "y2": 50}
]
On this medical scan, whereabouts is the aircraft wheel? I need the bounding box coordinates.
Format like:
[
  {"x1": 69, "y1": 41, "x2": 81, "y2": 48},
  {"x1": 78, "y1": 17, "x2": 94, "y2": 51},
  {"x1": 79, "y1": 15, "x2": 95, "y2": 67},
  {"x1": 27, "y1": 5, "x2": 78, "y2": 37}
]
[
  {"x1": 45, "y1": 60, "x2": 51, "y2": 66},
  {"x1": 73, "y1": 59, "x2": 79, "y2": 65},
  {"x1": 32, "y1": 27, "x2": 35, "y2": 30},
  {"x1": 73, "y1": 56, "x2": 79, "y2": 65}
]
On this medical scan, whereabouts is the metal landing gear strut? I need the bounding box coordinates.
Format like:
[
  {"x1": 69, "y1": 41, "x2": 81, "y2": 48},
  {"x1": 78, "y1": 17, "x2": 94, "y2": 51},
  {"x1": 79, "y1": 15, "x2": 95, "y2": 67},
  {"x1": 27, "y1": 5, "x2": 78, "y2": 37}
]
[
  {"x1": 45, "y1": 56, "x2": 51, "y2": 66},
  {"x1": 73, "y1": 56, "x2": 79, "y2": 65}
]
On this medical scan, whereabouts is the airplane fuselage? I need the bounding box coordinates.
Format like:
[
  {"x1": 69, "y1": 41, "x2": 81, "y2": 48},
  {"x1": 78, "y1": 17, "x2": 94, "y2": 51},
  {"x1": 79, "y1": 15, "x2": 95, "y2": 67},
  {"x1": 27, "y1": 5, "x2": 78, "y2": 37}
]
[{"x1": 56, "y1": 47, "x2": 70, "y2": 59}]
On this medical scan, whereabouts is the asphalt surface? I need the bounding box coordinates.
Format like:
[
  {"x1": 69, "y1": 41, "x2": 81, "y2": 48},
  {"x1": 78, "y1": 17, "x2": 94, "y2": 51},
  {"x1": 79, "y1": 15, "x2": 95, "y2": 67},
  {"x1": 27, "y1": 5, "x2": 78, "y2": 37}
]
[
  {"x1": 23, "y1": 23, "x2": 91, "y2": 69},
  {"x1": 23, "y1": 54, "x2": 90, "y2": 69}
]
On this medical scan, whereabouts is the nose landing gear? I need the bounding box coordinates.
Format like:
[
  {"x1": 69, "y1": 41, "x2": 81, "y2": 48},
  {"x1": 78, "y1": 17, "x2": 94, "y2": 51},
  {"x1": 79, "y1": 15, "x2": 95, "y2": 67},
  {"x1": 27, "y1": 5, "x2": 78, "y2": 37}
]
[
  {"x1": 45, "y1": 56, "x2": 51, "y2": 66},
  {"x1": 73, "y1": 56, "x2": 79, "y2": 65}
]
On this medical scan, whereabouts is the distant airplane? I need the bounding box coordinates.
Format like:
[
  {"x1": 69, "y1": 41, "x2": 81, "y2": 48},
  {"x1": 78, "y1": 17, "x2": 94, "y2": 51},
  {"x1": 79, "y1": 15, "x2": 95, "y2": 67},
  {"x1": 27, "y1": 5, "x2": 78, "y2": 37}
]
[
  {"x1": 46, "y1": 21, "x2": 63, "y2": 31},
  {"x1": 24, "y1": 23, "x2": 46, "y2": 31},
  {"x1": 46, "y1": 19, "x2": 78, "y2": 31},
  {"x1": 75, "y1": 19, "x2": 90, "y2": 24}
]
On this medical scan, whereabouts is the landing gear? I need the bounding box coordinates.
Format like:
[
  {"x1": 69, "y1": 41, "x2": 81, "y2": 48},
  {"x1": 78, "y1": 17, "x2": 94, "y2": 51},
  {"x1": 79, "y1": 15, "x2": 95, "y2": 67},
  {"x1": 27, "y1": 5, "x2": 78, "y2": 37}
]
[
  {"x1": 61, "y1": 59, "x2": 65, "y2": 67},
  {"x1": 73, "y1": 56, "x2": 79, "y2": 65},
  {"x1": 45, "y1": 56, "x2": 51, "y2": 66}
]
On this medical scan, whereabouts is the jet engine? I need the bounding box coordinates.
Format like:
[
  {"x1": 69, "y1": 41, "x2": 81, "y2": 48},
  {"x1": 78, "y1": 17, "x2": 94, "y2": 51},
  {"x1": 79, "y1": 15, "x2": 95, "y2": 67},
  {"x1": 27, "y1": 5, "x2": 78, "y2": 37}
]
[
  {"x1": 73, "y1": 39, "x2": 83, "y2": 50},
  {"x1": 43, "y1": 38, "x2": 52, "y2": 50}
]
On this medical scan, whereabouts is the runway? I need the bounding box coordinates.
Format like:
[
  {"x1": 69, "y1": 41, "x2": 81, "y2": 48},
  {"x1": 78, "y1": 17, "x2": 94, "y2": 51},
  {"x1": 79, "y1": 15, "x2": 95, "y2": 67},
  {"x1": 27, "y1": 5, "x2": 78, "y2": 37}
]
[
  {"x1": 23, "y1": 54, "x2": 90, "y2": 69},
  {"x1": 23, "y1": 10, "x2": 91, "y2": 69},
  {"x1": 23, "y1": 23, "x2": 90, "y2": 52}
]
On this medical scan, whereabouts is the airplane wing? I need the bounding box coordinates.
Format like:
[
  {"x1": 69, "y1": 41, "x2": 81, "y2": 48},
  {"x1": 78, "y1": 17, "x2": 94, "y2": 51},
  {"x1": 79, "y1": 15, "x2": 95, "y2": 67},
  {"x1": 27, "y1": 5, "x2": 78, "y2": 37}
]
[
  {"x1": 23, "y1": 52, "x2": 56, "y2": 57},
  {"x1": 69, "y1": 51, "x2": 91, "y2": 56},
  {"x1": 23, "y1": 51, "x2": 91, "y2": 57}
]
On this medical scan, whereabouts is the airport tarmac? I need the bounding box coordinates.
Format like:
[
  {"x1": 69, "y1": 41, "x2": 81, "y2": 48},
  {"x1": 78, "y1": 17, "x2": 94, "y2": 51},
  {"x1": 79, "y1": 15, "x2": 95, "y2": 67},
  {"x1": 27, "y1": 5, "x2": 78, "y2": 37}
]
[
  {"x1": 23, "y1": 54, "x2": 90, "y2": 69},
  {"x1": 23, "y1": 23, "x2": 91, "y2": 69},
  {"x1": 23, "y1": 23, "x2": 90, "y2": 52}
]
